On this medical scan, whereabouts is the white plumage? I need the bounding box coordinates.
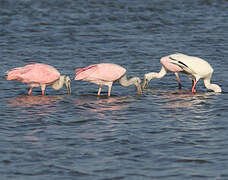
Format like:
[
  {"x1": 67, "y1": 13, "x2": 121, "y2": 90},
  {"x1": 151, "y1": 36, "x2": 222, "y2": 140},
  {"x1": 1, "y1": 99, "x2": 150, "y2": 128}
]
[{"x1": 143, "y1": 53, "x2": 222, "y2": 93}]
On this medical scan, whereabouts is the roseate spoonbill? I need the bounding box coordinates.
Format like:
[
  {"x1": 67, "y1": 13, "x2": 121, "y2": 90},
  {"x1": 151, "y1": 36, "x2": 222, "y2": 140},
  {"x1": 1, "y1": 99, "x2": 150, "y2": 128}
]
[
  {"x1": 142, "y1": 53, "x2": 221, "y2": 93},
  {"x1": 74, "y1": 63, "x2": 142, "y2": 96},
  {"x1": 6, "y1": 63, "x2": 71, "y2": 95}
]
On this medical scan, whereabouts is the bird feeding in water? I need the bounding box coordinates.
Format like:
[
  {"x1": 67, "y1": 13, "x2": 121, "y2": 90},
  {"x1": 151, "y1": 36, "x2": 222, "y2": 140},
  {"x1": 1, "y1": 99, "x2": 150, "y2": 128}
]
[
  {"x1": 142, "y1": 53, "x2": 221, "y2": 93},
  {"x1": 6, "y1": 63, "x2": 71, "y2": 95},
  {"x1": 74, "y1": 63, "x2": 142, "y2": 96}
]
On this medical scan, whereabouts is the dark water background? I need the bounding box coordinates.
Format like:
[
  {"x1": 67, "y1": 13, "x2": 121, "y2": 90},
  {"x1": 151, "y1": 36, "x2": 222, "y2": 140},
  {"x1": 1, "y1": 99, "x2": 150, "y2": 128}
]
[{"x1": 0, "y1": 0, "x2": 228, "y2": 179}]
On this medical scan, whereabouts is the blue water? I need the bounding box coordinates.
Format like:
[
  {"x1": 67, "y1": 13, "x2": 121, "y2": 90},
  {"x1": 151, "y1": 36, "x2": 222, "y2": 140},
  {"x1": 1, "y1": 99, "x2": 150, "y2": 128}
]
[{"x1": 1, "y1": 0, "x2": 228, "y2": 179}]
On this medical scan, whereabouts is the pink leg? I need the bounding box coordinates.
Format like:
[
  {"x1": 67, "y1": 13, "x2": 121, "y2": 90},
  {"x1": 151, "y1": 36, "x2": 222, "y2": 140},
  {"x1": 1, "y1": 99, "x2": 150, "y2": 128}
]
[
  {"x1": 108, "y1": 86, "x2": 112, "y2": 97},
  {"x1": 174, "y1": 72, "x2": 181, "y2": 89},
  {"x1": 28, "y1": 88, "x2": 33, "y2": 95},
  {"x1": 41, "y1": 85, "x2": 46, "y2": 95},
  {"x1": 191, "y1": 80, "x2": 196, "y2": 93},
  {"x1": 97, "y1": 85, "x2": 102, "y2": 96}
]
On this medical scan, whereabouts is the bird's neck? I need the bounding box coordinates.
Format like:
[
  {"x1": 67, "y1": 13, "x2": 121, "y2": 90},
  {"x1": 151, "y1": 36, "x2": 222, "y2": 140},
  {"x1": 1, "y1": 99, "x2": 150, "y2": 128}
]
[
  {"x1": 203, "y1": 78, "x2": 221, "y2": 93},
  {"x1": 147, "y1": 66, "x2": 167, "y2": 81},
  {"x1": 52, "y1": 76, "x2": 65, "y2": 90},
  {"x1": 119, "y1": 75, "x2": 137, "y2": 86},
  {"x1": 119, "y1": 75, "x2": 142, "y2": 94}
]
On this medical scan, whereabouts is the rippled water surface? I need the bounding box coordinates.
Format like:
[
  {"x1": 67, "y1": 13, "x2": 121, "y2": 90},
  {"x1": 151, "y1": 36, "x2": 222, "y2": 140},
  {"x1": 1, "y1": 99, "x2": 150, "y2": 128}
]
[{"x1": 1, "y1": 0, "x2": 228, "y2": 179}]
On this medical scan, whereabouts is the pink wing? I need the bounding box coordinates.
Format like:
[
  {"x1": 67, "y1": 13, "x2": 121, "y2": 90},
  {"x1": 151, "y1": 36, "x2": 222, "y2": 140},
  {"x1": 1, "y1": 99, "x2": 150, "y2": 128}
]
[
  {"x1": 75, "y1": 63, "x2": 126, "y2": 82},
  {"x1": 6, "y1": 63, "x2": 60, "y2": 84},
  {"x1": 75, "y1": 65, "x2": 98, "y2": 80},
  {"x1": 6, "y1": 66, "x2": 32, "y2": 81},
  {"x1": 160, "y1": 56, "x2": 183, "y2": 72}
]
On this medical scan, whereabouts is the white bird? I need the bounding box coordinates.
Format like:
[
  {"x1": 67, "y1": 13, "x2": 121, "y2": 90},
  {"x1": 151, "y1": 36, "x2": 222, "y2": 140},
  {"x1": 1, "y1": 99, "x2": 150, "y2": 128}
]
[{"x1": 142, "y1": 53, "x2": 222, "y2": 93}]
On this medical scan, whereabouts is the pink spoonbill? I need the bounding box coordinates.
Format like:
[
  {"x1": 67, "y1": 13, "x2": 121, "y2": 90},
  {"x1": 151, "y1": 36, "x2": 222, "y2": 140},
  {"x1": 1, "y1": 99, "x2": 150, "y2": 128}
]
[
  {"x1": 6, "y1": 63, "x2": 71, "y2": 95},
  {"x1": 142, "y1": 53, "x2": 221, "y2": 93},
  {"x1": 74, "y1": 63, "x2": 142, "y2": 96}
]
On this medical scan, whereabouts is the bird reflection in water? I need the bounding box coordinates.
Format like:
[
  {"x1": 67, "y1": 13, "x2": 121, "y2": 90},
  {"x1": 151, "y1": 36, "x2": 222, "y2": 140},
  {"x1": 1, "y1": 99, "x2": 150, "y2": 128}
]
[
  {"x1": 74, "y1": 95, "x2": 130, "y2": 119},
  {"x1": 7, "y1": 95, "x2": 65, "y2": 115},
  {"x1": 158, "y1": 89, "x2": 215, "y2": 109},
  {"x1": 8, "y1": 95, "x2": 64, "y2": 107},
  {"x1": 155, "y1": 89, "x2": 220, "y2": 140}
]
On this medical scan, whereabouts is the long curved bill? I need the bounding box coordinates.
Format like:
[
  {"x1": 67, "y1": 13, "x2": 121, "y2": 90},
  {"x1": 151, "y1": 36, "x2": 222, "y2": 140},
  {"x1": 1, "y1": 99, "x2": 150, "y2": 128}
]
[
  {"x1": 136, "y1": 84, "x2": 142, "y2": 94},
  {"x1": 66, "y1": 81, "x2": 72, "y2": 94},
  {"x1": 142, "y1": 78, "x2": 148, "y2": 89}
]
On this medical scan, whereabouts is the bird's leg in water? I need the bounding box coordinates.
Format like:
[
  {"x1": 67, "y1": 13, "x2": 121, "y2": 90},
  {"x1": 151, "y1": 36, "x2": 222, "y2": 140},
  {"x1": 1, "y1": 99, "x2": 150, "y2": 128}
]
[
  {"x1": 97, "y1": 85, "x2": 102, "y2": 96},
  {"x1": 28, "y1": 88, "x2": 33, "y2": 95},
  {"x1": 174, "y1": 72, "x2": 182, "y2": 89},
  {"x1": 108, "y1": 85, "x2": 112, "y2": 97},
  {"x1": 41, "y1": 85, "x2": 46, "y2": 95},
  {"x1": 191, "y1": 80, "x2": 196, "y2": 93}
]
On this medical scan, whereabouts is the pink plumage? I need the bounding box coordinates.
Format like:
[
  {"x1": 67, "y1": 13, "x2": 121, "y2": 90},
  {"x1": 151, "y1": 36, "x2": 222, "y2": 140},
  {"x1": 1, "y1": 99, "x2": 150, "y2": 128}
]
[
  {"x1": 7, "y1": 63, "x2": 60, "y2": 83},
  {"x1": 74, "y1": 63, "x2": 129, "y2": 96},
  {"x1": 160, "y1": 56, "x2": 183, "y2": 72},
  {"x1": 6, "y1": 63, "x2": 61, "y2": 95},
  {"x1": 75, "y1": 63, "x2": 126, "y2": 83}
]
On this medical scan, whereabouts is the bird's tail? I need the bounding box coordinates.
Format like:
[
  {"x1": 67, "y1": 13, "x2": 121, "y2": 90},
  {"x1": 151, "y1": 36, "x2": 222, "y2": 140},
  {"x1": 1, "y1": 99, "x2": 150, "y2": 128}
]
[
  {"x1": 5, "y1": 67, "x2": 28, "y2": 80},
  {"x1": 6, "y1": 75, "x2": 16, "y2": 80}
]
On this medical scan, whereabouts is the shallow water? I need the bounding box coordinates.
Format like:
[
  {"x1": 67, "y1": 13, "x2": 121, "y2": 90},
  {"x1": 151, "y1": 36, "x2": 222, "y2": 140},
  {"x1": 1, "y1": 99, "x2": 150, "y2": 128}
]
[{"x1": 1, "y1": 0, "x2": 228, "y2": 179}]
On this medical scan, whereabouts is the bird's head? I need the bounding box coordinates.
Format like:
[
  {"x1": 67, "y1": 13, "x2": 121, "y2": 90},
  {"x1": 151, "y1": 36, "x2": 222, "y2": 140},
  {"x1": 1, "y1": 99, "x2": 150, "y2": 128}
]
[
  {"x1": 134, "y1": 77, "x2": 142, "y2": 94},
  {"x1": 52, "y1": 75, "x2": 71, "y2": 94},
  {"x1": 64, "y1": 76, "x2": 71, "y2": 94},
  {"x1": 142, "y1": 73, "x2": 152, "y2": 89},
  {"x1": 212, "y1": 84, "x2": 222, "y2": 93}
]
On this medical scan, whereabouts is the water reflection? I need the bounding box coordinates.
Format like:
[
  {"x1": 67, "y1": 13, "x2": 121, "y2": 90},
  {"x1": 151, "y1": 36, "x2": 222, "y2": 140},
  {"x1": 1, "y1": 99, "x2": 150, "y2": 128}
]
[
  {"x1": 159, "y1": 89, "x2": 215, "y2": 109},
  {"x1": 74, "y1": 95, "x2": 130, "y2": 119},
  {"x1": 152, "y1": 89, "x2": 219, "y2": 131},
  {"x1": 153, "y1": 89, "x2": 222, "y2": 145},
  {"x1": 144, "y1": 88, "x2": 218, "y2": 124},
  {"x1": 7, "y1": 95, "x2": 65, "y2": 116},
  {"x1": 8, "y1": 95, "x2": 64, "y2": 107},
  {"x1": 23, "y1": 129, "x2": 43, "y2": 146},
  {"x1": 145, "y1": 88, "x2": 215, "y2": 109}
]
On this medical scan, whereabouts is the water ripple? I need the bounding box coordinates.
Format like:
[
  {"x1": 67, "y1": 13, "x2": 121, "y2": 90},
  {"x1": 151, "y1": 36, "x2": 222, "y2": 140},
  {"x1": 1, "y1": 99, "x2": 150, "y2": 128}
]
[{"x1": 1, "y1": 0, "x2": 228, "y2": 179}]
